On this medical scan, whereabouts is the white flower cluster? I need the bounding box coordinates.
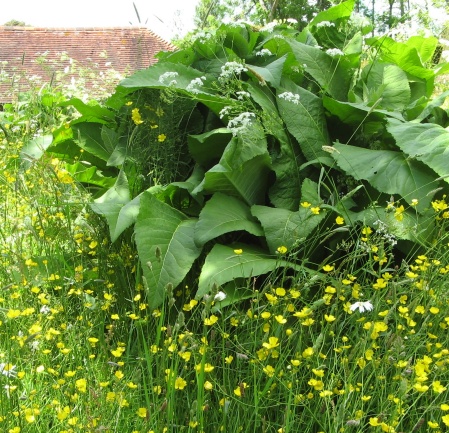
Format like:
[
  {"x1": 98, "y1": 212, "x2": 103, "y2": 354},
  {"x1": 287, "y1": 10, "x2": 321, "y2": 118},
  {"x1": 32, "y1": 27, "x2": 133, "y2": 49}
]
[
  {"x1": 278, "y1": 91, "x2": 301, "y2": 105},
  {"x1": 193, "y1": 31, "x2": 213, "y2": 44},
  {"x1": 227, "y1": 112, "x2": 256, "y2": 136},
  {"x1": 326, "y1": 48, "x2": 345, "y2": 57},
  {"x1": 373, "y1": 220, "x2": 397, "y2": 247},
  {"x1": 219, "y1": 106, "x2": 233, "y2": 119},
  {"x1": 236, "y1": 91, "x2": 250, "y2": 100},
  {"x1": 286, "y1": 18, "x2": 298, "y2": 24},
  {"x1": 316, "y1": 21, "x2": 335, "y2": 28},
  {"x1": 158, "y1": 71, "x2": 179, "y2": 86},
  {"x1": 256, "y1": 48, "x2": 273, "y2": 57},
  {"x1": 186, "y1": 76, "x2": 207, "y2": 94},
  {"x1": 219, "y1": 62, "x2": 248, "y2": 81},
  {"x1": 261, "y1": 21, "x2": 277, "y2": 33}
]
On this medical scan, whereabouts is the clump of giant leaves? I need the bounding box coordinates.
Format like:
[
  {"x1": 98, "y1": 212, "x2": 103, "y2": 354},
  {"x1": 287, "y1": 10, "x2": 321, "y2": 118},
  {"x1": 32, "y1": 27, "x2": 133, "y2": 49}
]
[{"x1": 41, "y1": 0, "x2": 449, "y2": 308}]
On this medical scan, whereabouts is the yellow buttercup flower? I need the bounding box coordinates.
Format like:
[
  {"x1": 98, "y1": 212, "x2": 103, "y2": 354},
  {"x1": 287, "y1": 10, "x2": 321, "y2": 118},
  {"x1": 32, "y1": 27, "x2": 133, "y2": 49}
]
[
  {"x1": 131, "y1": 108, "x2": 144, "y2": 125},
  {"x1": 174, "y1": 377, "x2": 187, "y2": 390},
  {"x1": 204, "y1": 315, "x2": 218, "y2": 326},
  {"x1": 137, "y1": 407, "x2": 147, "y2": 418}
]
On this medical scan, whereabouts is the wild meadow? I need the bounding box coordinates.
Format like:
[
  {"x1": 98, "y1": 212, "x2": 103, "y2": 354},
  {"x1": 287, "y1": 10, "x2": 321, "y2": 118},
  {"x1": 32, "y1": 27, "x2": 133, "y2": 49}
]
[{"x1": 2, "y1": 1, "x2": 449, "y2": 432}]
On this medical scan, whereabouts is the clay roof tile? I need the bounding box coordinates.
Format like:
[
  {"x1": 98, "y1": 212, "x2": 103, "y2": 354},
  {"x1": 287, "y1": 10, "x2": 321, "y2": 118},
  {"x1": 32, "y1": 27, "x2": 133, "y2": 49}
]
[{"x1": 0, "y1": 26, "x2": 175, "y2": 101}]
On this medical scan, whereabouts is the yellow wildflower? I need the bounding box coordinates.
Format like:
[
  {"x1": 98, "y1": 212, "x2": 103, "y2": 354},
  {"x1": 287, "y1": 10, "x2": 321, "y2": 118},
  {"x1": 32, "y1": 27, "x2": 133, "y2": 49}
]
[{"x1": 131, "y1": 108, "x2": 144, "y2": 125}]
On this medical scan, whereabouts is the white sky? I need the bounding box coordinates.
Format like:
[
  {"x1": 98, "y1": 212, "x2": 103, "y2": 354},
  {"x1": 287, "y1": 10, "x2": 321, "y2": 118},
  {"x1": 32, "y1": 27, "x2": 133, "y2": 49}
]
[{"x1": 1, "y1": 0, "x2": 200, "y2": 41}]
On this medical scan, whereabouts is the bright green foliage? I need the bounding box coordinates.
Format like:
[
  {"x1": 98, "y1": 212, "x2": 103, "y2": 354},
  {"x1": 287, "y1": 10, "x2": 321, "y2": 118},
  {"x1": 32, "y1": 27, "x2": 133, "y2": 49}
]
[
  {"x1": 3, "y1": 14, "x2": 449, "y2": 432},
  {"x1": 135, "y1": 192, "x2": 202, "y2": 308},
  {"x1": 47, "y1": 0, "x2": 449, "y2": 307}
]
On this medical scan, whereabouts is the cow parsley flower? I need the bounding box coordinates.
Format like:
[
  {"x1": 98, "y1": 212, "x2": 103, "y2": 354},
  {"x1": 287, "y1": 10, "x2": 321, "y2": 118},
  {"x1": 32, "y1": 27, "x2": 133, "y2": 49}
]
[
  {"x1": 316, "y1": 21, "x2": 335, "y2": 28},
  {"x1": 350, "y1": 301, "x2": 374, "y2": 313},
  {"x1": 158, "y1": 71, "x2": 179, "y2": 86},
  {"x1": 236, "y1": 91, "x2": 251, "y2": 100},
  {"x1": 219, "y1": 62, "x2": 248, "y2": 81},
  {"x1": 261, "y1": 21, "x2": 277, "y2": 32},
  {"x1": 219, "y1": 106, "x2": 233, "y2": 119},
  {"x1": 326, "y1": 48, "x2": 345, "y2": 57},
  {"x1": 186, "y1": 76, "x2": 207, "y2": 94},
  {"x1": 256, "y1": 48, "x2": 273, "y2": 56},
  {"x1": 278, "y1": 92, "x2": 301, "y2": 105},
  {"x1": 227, "y1": 112, "x2": 256, "y2": 136},
  {"x1": 193, "y1": 31, "x2": 213, "y2": 43}
]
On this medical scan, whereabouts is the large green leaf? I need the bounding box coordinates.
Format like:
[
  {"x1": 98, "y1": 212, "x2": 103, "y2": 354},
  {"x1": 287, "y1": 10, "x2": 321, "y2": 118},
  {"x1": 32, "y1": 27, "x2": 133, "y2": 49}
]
[
  {"x1": 407, "y1": 35, "x2": 438, "y2": 64},
  {"x1": 196, "y1": 243, "x2": 300, "y2": 299},
  {"x1": 341, "y1": 32, "x2": 364, "y2": 69},
  {"x1": 135, "y1": 193, "x2": 202, "y2": 309},
  {"x1": 323, "y1": 97, "x2": 404, "y2": 125},
  {"x1": 387, "y1": 121, "x2": 449, "y2": 185},
  {"x1": 356, "y1": 62, "x2": 411, "y2": 111},
  {"x1": 331, "y1": 143, "x2": 438, "y2": 211},
  {"x1": 90, "y1": 171, "x2": 132, "y2": 240},
  {"x1": 60, "y1": 98, "x2": 115, "y2": 122},
  {"x1": 120, "y1": 62, "x2": 212, "y2": 92},
  {"x1": 20, "y1": 135, "x2": 53, "y2": 168},
  {"x1": 65, "y1": 162, "x2": 116, "y2": 190},
  {"x1": 252, "y1": 178, "x2": 325, "y2": 253},
  {"x1": 310, "y1": 0, "x2": 355, "y2": 27},
  {"x1": 277, "y1": 79, "x2": 331, "y2": 161},
  {"x1": 248, "y1": 82, "x2": 303, "y2": 210},
  {"x1": 197, "y1": 154, "x2": 271, "y2": 205},
  {"x1": 286, "y1": 39, "x2": 352, "y2": 100},
  {"x1": 120, "y1": 60, "x2": 230, "y2": 119},
  {"x1": 91, "y1": 192, "x2": 141, "y2": 243},
  {"x1": 188, "y1": 129, "x2": 232, "y2": 166},
  {"x1": 416, "y1": 90, "x2": 449, "y2": 121},
  {"x1": 366, "y1": 36, "x2": 435, "y2": 96},
  {"x1": 195, "y1": 193, "x2": 264, "y2": 246},
  {"x1": 72, "y1": 123, "x2": 115, "y2": 162},
  {"x1": 223, "y1": 23, "x2": 261, "y2": 57},
  {"x1": 251, "y1": 206, "x2": 325, "y2": 253},
  {"x1": 246, "y1": 55, "x2": 287, "y2": 88},
  {"x1": 106, "y1": 139, "x2": 128, "y2": 167},
  {"x1": 222, "y1": 120, "x2": 268, "y2": 169}
]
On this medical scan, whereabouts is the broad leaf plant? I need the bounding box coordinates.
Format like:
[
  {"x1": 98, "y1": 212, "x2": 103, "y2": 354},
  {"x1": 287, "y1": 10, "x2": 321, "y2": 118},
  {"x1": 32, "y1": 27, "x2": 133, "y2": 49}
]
[{"x1": 41, "y1": 0, "x2": 449, "y2": 308}]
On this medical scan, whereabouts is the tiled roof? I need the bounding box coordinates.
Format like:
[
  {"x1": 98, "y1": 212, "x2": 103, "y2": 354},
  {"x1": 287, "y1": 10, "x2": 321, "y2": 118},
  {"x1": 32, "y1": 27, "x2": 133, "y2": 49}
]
[{"x1": 0, "y1": 26, "x2": 175, "y2": 101}]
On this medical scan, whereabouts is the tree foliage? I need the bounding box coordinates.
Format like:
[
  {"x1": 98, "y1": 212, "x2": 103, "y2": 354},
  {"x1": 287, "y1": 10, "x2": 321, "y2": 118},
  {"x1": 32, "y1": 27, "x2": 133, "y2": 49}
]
[
  {"x1": 194, "y1": 0, "x2": 449, "y2": 38},
  {"x1": 194, "y1": 0, "x2": 332, "y2": 30},
  {"x1": 4, "y1": 19, "x2": 29, "y2": 26}
]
